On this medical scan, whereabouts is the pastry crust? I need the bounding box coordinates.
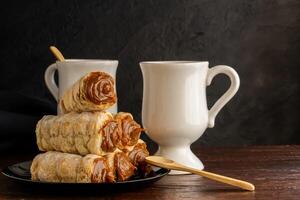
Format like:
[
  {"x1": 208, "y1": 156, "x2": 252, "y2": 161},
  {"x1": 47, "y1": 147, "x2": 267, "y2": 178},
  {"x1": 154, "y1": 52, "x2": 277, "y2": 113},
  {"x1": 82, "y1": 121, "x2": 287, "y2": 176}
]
[
  {"x1": 31, "y1": 151, "x2": 82, "y2": 183},
  {"x1": 59, "y1": 71, "x2": 117, "y2": 113}
]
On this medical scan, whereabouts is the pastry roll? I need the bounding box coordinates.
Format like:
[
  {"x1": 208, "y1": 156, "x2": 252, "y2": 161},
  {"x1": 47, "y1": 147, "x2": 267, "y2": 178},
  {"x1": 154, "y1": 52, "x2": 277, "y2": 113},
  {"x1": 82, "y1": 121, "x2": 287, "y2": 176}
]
[
  {"x1": 60, "y1": 71, "x2": 117, "y2": 113},
  {"x1": 124, "y1": 139, "x2": 153, "y2": 176},
  {"x1": 114, "y1": 112, "x2": 144, "y2": 146},
  {"x1": 36, "y1": 112, "x2": 142, "y2": 155},
  {"x1": 30, "y1": 151, "x2": 136, "y2": 183},
  {"x1": 124, "y1": 139, "x2": 149, "y2": 166}
]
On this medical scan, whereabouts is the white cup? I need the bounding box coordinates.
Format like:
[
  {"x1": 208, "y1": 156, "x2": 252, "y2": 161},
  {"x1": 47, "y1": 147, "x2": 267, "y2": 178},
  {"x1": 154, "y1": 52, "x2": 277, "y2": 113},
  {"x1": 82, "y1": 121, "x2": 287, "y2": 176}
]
[
  {"x1": 44, "y1": 59, "x2": 118, "y2": 114},
  {"x1": 140, "y1": 61, "x2": 240, "y2": 174}
]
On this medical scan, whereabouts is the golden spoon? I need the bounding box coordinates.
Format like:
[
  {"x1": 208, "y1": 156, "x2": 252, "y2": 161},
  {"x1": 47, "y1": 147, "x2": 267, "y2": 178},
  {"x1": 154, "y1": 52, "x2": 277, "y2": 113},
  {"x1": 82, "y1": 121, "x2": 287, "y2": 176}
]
[
  {"x1": 49, "y1": 46, "x2": 65, "y2": 61},
  {"x1": 146, "y1": 156, "x2": 255, "y2": 191}
]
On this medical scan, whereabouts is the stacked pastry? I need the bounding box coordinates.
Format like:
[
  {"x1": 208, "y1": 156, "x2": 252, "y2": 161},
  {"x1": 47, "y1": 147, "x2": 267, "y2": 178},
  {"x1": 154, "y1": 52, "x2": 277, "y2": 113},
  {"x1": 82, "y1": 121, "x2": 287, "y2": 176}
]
[{"x1": 31, "y1": 72, "x2": 151, "y2": 183}]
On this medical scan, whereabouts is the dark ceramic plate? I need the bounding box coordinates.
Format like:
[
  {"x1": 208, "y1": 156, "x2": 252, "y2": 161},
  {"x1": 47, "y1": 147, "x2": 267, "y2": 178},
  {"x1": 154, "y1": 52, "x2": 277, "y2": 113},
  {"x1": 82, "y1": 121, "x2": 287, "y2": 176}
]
[{"x1": 2, "y1": 161, "x2": 169, "y2": 189}]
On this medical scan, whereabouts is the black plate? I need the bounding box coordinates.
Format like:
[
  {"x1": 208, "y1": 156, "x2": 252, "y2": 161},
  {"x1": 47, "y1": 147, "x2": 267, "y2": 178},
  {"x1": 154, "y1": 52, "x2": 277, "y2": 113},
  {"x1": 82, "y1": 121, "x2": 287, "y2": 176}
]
[{"x1": 2, "y1": 161, "x2": 169, "y2": 190}]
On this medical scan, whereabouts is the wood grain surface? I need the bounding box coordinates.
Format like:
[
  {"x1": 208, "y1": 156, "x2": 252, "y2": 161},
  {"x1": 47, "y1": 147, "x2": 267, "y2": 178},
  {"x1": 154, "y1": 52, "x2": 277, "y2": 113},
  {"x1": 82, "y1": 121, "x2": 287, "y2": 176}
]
[{"x1": 1, "y1": 145, "x2": 300, "y2": 200}]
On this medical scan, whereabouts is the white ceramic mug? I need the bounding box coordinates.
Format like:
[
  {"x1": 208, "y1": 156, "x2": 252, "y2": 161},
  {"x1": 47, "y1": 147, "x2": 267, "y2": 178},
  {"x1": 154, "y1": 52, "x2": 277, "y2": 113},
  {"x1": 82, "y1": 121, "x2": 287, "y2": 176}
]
[
  {"x1": 45, "y1": 59, "x2": 118, "y2": 114},
  {"x1": 140, "y1": 61, "x2": 240, "y2": 174}
]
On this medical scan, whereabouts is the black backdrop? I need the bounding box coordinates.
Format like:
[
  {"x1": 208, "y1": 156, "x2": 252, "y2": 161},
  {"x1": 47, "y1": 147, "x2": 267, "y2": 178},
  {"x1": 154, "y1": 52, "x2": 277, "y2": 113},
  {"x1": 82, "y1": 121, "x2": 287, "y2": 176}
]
[{"x1": 0, "y1": 0, "x2": 299, "y2": 152}]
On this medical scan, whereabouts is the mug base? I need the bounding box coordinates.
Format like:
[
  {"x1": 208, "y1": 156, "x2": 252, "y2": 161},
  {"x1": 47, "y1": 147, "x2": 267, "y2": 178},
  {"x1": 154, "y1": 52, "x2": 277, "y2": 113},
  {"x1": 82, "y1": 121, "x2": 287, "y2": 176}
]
[{"x1": 154, "y1": 145, "x2": 204, "y2": 175}]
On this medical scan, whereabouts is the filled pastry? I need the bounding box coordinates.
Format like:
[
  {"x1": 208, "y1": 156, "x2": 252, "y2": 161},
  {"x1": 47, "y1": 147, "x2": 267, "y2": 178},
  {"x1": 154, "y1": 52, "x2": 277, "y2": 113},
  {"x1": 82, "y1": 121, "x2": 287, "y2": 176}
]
[
  {"x1": 123, "y1": 140, "x2": 153, "y2": 176},
  {"x1": 36, "y1": 111, "x2": 143, "y2": 155},
  {"x1": 114, "y1": 112, "x2": 144, "y2": 146},
  {"x1": 59, "y1": 71, "x2": 117, "y2": 113},
  {"x1": 30, "y1": 151, "x2": 135, "y2": 183},
  {"x1": 31, "y1": 140, "x2": 151, "y2": 183}
]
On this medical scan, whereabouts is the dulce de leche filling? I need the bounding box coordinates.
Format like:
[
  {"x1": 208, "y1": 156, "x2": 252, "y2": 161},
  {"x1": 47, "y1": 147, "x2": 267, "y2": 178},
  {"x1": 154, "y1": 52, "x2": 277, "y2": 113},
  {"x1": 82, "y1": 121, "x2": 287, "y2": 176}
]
[
  {"x1": 120, "y1": 116, "x2": 143, "y2": 146},
  {"x1": 128, "y1": 143, "x2": 149, "y2": 166},
  {"x1": 101, "y1": 120, "x2": 122, "y2": 152},
  {"x1": 114, "y1": 152, "x2": 136, "y2": 181},
  {"x1": 91, "y1": 157, "x2": 114, "y2": 183},
  {"x1": 84, "y1": 72, "x2": 117, "y2": 105},
  {"x1": 101, "y1": 118, "x2": 142, "y2": 151}
]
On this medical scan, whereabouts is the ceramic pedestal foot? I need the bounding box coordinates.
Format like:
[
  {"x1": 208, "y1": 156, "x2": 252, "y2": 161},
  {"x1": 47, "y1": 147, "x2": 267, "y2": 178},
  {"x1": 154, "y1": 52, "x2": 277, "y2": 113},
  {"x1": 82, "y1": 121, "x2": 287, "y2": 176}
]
[{"x1": 154, "y1": 145, "x2": 204, "y2": 175}]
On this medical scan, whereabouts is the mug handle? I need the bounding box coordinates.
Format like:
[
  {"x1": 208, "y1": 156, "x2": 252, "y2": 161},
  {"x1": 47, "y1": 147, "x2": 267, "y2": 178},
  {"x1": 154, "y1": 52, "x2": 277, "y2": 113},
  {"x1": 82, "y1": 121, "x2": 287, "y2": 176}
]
[
  {"x1": 206, "y1": 65, "x2": 240, "y2": 128},
  {"x1": 44, "y1": 63, "x2": 58, "y2": 101}
]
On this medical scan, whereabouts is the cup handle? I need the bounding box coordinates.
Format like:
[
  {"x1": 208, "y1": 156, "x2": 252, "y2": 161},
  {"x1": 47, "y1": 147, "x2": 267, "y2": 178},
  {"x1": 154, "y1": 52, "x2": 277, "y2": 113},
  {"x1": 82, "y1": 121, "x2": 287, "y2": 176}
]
[
  {"x1": 206, "y1": 65, "x2": 240, "y2": 128},
  {"x1": 44, "y1": 63, "x2": 58, "y2": 101}
]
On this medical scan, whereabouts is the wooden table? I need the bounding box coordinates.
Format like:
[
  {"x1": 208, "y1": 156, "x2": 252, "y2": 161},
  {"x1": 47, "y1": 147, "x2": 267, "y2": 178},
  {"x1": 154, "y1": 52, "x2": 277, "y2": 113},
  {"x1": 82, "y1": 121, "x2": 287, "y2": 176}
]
[{"x1": 1, "y1": 145, "x2": 300, "y2": 200}]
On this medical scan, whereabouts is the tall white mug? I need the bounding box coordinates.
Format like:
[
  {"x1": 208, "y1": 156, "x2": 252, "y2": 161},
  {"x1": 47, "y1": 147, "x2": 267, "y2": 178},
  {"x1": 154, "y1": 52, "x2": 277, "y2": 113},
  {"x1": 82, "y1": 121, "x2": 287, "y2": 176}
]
[
  {"x1": 140, "y1": 61, "x2": 240, "y2": 174},
  {"x1": 44, "y1": 59, "x2": 118, "y2": 114}
]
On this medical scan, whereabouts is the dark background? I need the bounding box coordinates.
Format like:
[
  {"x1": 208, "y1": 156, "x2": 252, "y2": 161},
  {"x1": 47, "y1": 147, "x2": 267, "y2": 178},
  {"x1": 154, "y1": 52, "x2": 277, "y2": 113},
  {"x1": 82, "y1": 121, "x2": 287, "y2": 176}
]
[{"x1": 0, "y1": 0, "x2": 299, "y2": 152}]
